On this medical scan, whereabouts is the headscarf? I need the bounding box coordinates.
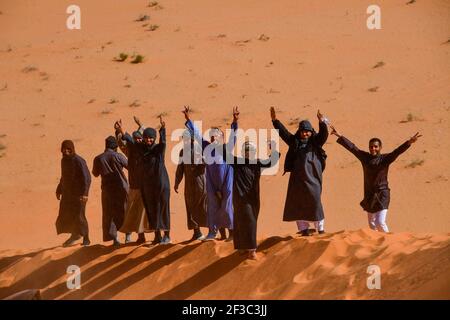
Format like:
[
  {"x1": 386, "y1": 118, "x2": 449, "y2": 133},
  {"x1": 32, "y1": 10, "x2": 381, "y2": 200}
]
[
  {"x1": 61, "y1": 140, "x2": 75, "y2": 154},
  {"x1": 143, "y1": 127, "x2": 157, "y2": 139}
]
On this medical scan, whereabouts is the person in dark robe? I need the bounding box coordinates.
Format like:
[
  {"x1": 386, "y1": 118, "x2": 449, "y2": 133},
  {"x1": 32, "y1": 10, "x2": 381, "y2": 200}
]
[
  {"x1": 183, "y1": 106, "x2": 239, "y2": 242},
  {"x1": 115, "y1": 117, "x2": 150, "y2": 244},
  {"x1": 330, "y1": 125, "x2": 422, "y2": 232},
  {"x1": 174, "y1": 129, "x2": 208, "y2": 241},
  {"x1": 229, "y1": 140, "x2": 280, "y2": 260},
  {"x1": 55, "y1": 140, "x2": 91, "y2": 247},
  {"x1": 271, "y1": 107, "x2": 329, "y2": 236},
  {"x1": 92, "y1": 136, "x2": 129, "y2": 246},
  {"x1": 140, "y1": 116, "x2": 171, "y2": 245}
]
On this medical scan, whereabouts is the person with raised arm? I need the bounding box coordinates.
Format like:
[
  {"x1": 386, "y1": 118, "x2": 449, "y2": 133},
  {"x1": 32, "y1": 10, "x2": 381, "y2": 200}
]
[
  {"x1": 271, "y1": 107, "x2": 329, "y2": 236},
  {"x1": 183, "y1": 106, "x2": 239, "y2": 241},
  {"x1": 140, "y1": 115, "x2": 172, "y2": 245},
  {"x1": 114, "y1": 117, "x2": 149, "y2": 244},
  {"x1": 330, "y1": 124, "x2": 421, "y2": 232}
]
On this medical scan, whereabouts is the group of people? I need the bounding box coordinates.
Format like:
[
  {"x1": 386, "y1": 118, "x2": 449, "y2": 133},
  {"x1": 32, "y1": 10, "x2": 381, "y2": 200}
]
[{"x1": 55, "y1": 106, "x2": 421, "y2": 260}]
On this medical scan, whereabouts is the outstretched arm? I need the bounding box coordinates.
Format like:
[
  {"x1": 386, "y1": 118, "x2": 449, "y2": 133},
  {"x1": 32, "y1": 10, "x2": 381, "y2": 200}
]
[
  {"x1": 332, "y1": 126, "x2": 366, "y2": 161},
  {"x1": 383, "y1": 132, "x2": 421, "y2": 164},
  {"x1": 270, "y1": 107, "x2": 293, "y2": 144}
]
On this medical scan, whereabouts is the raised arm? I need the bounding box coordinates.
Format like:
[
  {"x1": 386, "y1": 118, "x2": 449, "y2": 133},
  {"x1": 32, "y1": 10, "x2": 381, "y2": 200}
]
[
  {"x1": 270, "y1": 107, "x2": 293, "y2": 144},
  {"x1": 383, "y1": 132, "x2": 421, "y2": 164},
  {"x1": 258, "y1": 141, "x2": 281, "y2": 168},
  {"x1": 332, "y1": 126, "x2": 367, "y2": 161},
  {"x1": 314, "y1": 110, "x2": 329, "y2": 147},
  {"x1": 225, "y1": 106, "x2": 239, "y2": 154},
  {"x1": 183, "y1": 106, "x2": 210, "y2": 149}
]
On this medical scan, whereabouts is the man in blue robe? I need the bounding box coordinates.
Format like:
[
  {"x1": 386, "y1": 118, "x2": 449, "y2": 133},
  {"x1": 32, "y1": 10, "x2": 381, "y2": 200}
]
[{"x1": 183, "y1": 106, "x2": 239, "y2": 241}]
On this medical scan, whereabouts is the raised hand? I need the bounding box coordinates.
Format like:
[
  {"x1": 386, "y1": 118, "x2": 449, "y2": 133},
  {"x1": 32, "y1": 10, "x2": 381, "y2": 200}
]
[
  {"x1": 408, "y1": 132, "x2": 422, "y2": 144},
  {"x1": 182, "y1": 105, "x2": 191, "y2": 121},
  {"x1": 159, "y1": 114, "x2": 166, "y2": 128},
  {"x1": 232, "y1": 106, "x2": 240, "y2": 123},
  {"x1": 270, "y1": 106, "x2": 276, "y2": 121},
  {"x1": 114, "y1": 119, "x2": 123, "y2": 133},
  {"x1": 317, "y1": 109, "x2": 326, "y2": 123},
  {"x1": 329, "y1": 125, "x2": 341, "y2": 137},
  {"x1": 133, "y1": 116, "x2": 142, "y2": 127}
]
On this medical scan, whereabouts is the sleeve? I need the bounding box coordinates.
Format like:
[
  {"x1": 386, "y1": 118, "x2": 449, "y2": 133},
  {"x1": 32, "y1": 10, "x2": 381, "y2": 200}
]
[
  {"x1": 56, "y1": 179, "x2": 62, "y2": 194},
  {"x1": 272, "y1": 119, "x2": 292, "y2": 145},
  {"x1": 382, "y1": 141, "x2": 411, "y2": 164},
  {"x1": 115, "y1": 130, "x2": 129, "y2": 157},
  {"x1": 185, "y1": 119, "x2": 210, "y2": 150},
  {"x1": 157, "y1": 127, "x2": 167, "y2": 155},
  {"x1": 336, "y1": 136, "x2": 367, "y2": 161},
  {"x1": 92, "y1": 157, "x2": 100, "y2": 177},
  {"x1": 119, "y1": 154, "x2": 128, "y2": 170},
  {"x1": 314, "y1": 121, "x2": 329, "y2": 147},
  {"x1": 225, "y1": 121, "x2": 238, "y2": 155},
  {"x1": 175, "y1": 163, "x2": 185, "y2": 189},
  {"x1": 258, "y1": 151, "x2": 281, "y2": 168},
  {"x1": 79, "y1": 159, "x2": 91, "y2": 196}
]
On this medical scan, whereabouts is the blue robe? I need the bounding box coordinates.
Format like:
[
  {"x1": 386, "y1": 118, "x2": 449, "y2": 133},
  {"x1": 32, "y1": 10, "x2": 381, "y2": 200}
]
[{"x1": 185, "y1": 120, "x2": 237, "y2": 231}]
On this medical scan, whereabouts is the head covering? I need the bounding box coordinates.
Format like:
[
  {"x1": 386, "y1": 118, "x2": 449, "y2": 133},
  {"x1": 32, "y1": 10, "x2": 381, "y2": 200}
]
[
  {"x1": 209, "y1": 127, "x2": 223, "y2": 141},
  {"x1": 182, "y1": 129, "x2": 192, "y2": 140},
  {"x1": 298, "y1": 120, "x2": 313, "y2": 132},
  {"x1": 143, "y1": 127, "x2": 157, "y2": 139},
  {"x1": 105, "y1": 136, "x2": 118, "y2": 150},
  {"x1": 61, "y1": 140, "x2": 75, "y2": 154},
  {"x1": 132, "y1": 131, "x2": 143, "y2": 139}
]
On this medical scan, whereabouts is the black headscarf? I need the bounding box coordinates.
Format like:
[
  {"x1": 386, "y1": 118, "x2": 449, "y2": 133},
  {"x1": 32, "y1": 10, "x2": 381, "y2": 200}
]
[
  {"x1": 143, "y1": 128, "x2": 157, "y2": 139},
  {"x1": 61, "y1": 140, "x2": 75, "y2": 154}
]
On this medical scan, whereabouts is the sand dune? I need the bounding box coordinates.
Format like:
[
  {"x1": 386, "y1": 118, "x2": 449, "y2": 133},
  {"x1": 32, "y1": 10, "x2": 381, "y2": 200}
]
[{"x1": 0, "y1": 229, "x2": 449, "y2": 300}]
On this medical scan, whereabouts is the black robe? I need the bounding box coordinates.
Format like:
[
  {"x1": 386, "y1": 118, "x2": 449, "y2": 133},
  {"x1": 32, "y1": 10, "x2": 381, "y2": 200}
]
[
  {"x1": 230, "y1": 153, "x2": 280, "y2": 250},
  {"x1": 174, "y1": 146, "x2": 207, "y2": 230},
  {"x1": 92, "y1": 149, "x2": 129, "y2": 241},
  {"x1": 140, "y1": 128, "x2": 171, "y2": 231},
  {"x1": 55, "y1": 154, "x2": 91, "y2": 237},
  {"x1": 273, "y1": 119, "x2": 328, "y2": 222},
  {"x1": 337, "y1": 136, "x2": 411, "y2": 213}
]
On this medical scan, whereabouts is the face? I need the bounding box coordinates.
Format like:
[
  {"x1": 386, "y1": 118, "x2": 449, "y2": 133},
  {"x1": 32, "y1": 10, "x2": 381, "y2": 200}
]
[
  {"x1": 300, "y1": 130, "x2": 312, "y2": 140},
  {"x1": 369, "y1": 141, "x2": 382, "y2": 155},
  {"x1": 134, "y1": 137, "x2": 143, "y2": 144},
  {"x1": 144, "y1": 137, "x2": 155, "y2": 145},
  {"x1": 62, "y1": 147, "x2": 73, "y2": 157}
]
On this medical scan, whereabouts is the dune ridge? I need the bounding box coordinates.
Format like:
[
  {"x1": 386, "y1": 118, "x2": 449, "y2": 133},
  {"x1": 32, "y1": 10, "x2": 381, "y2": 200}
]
[{"x1": 1, "y1": 229, "x2": 449, "y2": 300}]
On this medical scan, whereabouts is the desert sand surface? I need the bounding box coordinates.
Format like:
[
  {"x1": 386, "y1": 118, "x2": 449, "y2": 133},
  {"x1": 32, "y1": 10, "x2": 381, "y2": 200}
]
[
  {"x1": 0, "y1": 229, "x2": 449, "y2": 300},
  {"x1": 0, "y1": 0, "x2": 449, "y2": 299}
]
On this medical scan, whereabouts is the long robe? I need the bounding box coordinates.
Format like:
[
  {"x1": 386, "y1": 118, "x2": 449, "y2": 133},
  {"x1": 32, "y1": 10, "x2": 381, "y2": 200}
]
[
  {"x1": 231, "y1": 153, "x2": 280, "y2": 250},
  {"x1": 337, "y1": 136, "x2": 411, "y2": 213},
  {"x1": 140, "y1": 128, "x2": 171, "y2": 231},
  {"x1": 92, "y1": 149, "x2": 129, "y2": 241},
  {"x1": 272, "y1": 119, "x2": 328, "y2": 222},
  {"x1": 174, "y1": 146, "x2": 207, "y2": 230},
  {"x1": 55, "y1": 154, "x2": 91, "y2": 237},
  {"x1": 116, "y1": 131, "x2": 150, "y2": 233},
  {"x1": 185, "y1": 120, "x2": 236, "y2": 231}
]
